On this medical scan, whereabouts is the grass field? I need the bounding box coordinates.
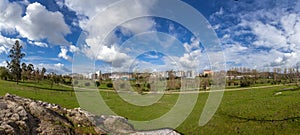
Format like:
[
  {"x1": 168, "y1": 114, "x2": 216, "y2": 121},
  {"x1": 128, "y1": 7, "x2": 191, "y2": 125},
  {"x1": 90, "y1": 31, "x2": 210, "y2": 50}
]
[{"x1": 0, "y1": 79, "x2": 300, "y2": 134}]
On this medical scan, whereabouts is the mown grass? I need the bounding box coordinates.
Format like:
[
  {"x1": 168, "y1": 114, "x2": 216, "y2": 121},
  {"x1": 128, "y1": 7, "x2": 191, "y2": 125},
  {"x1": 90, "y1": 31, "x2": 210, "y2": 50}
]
[
  {"x1": 0, "y1": 80, "x2": 78, "y2": 108},
  {"x1": 0, "y1": 79, "x2": 300, "y2": 134}
]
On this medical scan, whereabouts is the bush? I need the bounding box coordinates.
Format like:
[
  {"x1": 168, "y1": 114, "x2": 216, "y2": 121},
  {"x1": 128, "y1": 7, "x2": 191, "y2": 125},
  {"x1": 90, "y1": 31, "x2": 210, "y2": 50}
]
[
  {"x1": 85, "y1": 82, "x2": 90, "y2": 86},
  {"x1": 95, "y1": 81, "x2": 100, "y2": 87},
  {"x1": 63, "y1": 79, "x2": 72, "y2": 85},
  {"x1": 120, "y1": 83, "x2": 125, "y2": 89},
  {"x1": 240, "y1": 80, "x2": 251, "y2": 87},
  {"x1": 73, "y1": 80, "x2": 78, "y2": 85},
  {"x1": 107, "y1": 83, "x2": 113, "y2": 88},
  {"x1": 135, "y1": 83, "x2": 141, "y2": 87}
]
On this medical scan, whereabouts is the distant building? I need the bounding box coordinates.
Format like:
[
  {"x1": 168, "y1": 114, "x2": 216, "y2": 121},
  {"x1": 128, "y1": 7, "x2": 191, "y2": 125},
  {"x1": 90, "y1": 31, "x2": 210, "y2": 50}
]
[
  {"x1": 109, "y1": 72, "x2": 132, "y2": 80},
  {"x1": 203, "y1": 70, "x2": 213, "y2": 77},
  {"x1": 185, "y1": 71, "x2": 197, "y2": 78}
]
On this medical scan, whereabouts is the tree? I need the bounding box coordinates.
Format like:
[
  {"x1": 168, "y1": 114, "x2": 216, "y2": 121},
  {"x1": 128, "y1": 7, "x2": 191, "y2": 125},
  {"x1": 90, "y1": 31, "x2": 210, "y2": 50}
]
[
  {"x1": 21, "y1": 63, "x2": 27, "y2": 81},
  {"x1": 7, "y1": 40, "x2": 25, "y2": 84},
  {"x1": 167, "y1": 70, "x2": 175, "y2": 90},
  {"x1": 35, "y1": 68, "x2": 40, "y2": 83},
  {"x1": 27, "y1": 64, "x2": 34, "y2": 80},
  {"x1": 0, "y1": 67, "x2": 10, "y2": 80},
  {"x1": 41, "y1": 67, "x2": 46, "y2": 80}
]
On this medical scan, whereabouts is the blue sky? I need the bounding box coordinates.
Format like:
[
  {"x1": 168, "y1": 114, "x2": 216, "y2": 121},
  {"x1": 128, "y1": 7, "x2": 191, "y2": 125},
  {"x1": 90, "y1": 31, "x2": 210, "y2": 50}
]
[{"x1": 0, "y1": 0, "x2": 300, "y2": 74}]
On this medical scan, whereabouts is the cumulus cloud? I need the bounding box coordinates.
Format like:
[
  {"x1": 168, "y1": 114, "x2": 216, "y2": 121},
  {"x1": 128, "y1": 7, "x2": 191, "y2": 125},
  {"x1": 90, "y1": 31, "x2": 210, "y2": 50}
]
[
  {"x1": 63, "y1": 0, "x2": 157, "y2": 69},
  {"x1": 17, "y1": 2, "x2": 70, "y2": 45},
  {"x1": 209, "y1": 0, "x2": 300, "y2": 69},
  {"x1": 0, "y1": 61, "x2": 7, "y2": 67},
  {"x1": 28, "y1": 40, "x2": 48, "y2": 47},
  {"x1": 69, "y1": 45, "x2": 79, "y2": 53},
  {"x1": 58, "y1": 47, "x2": 72, "y2": 61},
  {"x1": 0, "y1": 0, "x2": 70, "y2": 46},
  {"x1": 0, "y1": 35, "x2": 22, "y2": 54},
  {"x1": 0, "y1": 0, "x2": 22, "y2": 33},
  {"x1": 37, "y1": 63, "x2": 71, "y2": 74}
]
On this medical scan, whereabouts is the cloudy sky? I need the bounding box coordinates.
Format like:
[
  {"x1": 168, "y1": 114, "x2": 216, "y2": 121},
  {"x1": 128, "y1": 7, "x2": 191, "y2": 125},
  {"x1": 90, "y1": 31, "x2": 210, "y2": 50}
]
[{"x1": 0, "y1": 0, "x2": 300, "y2": 74}]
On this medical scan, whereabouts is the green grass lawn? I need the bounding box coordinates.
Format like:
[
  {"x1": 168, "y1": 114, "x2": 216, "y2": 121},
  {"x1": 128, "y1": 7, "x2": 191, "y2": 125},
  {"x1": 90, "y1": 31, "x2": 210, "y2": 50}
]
[
  {"x1": 0, "y1": 80, "x2": 79, "y2": 108},
  {"x1": 0, "y1": 79, "x2": 299, "y2": 134}
]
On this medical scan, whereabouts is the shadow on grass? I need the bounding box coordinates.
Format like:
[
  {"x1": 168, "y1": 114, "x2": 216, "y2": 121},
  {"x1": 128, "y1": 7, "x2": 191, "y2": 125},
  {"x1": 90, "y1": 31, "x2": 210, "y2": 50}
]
[
  {"x1": 222, "y1": 113, "x2": 300, "y2": 122},
  {"x1": 278, "y1": 87, "x2": 300, "y2": 92},
  {"x1": 19, "y1": 83, "x2": 73, "y2": 92},
  {"x1": 19, "y1": 83, "x2": 97, "y2": 93}
]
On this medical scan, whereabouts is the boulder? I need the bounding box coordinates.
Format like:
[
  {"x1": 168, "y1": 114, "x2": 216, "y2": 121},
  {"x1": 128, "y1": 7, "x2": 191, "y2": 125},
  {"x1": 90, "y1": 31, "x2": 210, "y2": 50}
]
[{"x1": 0, "y1": 93, "x2": 181, "y2": 135}]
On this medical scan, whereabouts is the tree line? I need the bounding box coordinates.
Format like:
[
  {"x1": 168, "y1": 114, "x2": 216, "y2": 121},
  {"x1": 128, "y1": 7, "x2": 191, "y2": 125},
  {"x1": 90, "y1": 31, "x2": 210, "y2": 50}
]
[{"x1": 0, "y1": 40, "x2": 72, "y2": 86}]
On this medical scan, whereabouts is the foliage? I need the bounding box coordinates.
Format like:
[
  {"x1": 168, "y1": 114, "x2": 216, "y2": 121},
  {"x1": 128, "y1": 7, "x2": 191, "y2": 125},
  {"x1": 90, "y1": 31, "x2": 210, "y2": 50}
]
[
  {"x1": 240, "y1": 77, "x2": 253, "y2": 87},
  {"x1": 0, "y1": 67, "x2": 11, "y2": 80},
  {"x1": 84, "y1": 82, "x2": 90, "y2": 86},
  {"x1": 107, "y1": 83, "x2": 113, "y2": 88},
  {"x1": 95, "y1": 81, "x2": 100, "y2": 87},
  {"x1": 0, "y1": 79, "x2": 300, "y2": 134},
  {"x1": 7, "y1": 40, "x2": 25, "y2": 84}
]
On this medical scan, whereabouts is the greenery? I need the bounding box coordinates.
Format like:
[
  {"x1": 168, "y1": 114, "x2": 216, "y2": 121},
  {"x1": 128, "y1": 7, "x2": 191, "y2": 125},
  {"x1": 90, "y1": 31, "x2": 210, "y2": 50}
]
[
  {"x1": 7, "y1": 40, "x2": 25, "y2": 84},
  {"x1": 0, "y1": 80, "x2": 78, "y2": 108},
  {"x1": 0, "y1": 79, "x2": 299, "y2": 134}
]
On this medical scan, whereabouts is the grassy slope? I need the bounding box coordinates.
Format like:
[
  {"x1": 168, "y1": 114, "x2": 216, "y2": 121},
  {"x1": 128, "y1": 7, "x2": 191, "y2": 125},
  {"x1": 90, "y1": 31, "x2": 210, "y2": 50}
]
[
  {"x1": 0, "y1": 80, "x2": 79, "y2": 108},
  {"x1": 0, "y1": 80, "x2": 300, "y2": 134}
]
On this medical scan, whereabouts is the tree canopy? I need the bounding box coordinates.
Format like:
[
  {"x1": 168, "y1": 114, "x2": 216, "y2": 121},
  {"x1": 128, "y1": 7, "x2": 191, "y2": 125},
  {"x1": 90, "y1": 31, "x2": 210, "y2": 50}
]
[{"x1": 7, "y1": 40, "x2": 25, "y2": 84}]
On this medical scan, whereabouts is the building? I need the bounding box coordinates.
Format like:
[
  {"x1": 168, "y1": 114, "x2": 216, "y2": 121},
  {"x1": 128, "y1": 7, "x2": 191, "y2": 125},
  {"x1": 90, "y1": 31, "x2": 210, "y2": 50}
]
[{"x1": 203, "y1": 70, "x2": 213, "y2": 77}]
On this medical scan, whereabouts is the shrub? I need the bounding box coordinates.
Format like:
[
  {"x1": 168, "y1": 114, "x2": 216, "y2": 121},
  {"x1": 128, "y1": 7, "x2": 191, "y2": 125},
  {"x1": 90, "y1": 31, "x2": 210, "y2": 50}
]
[
  {"x1": 73, "y1": 80, "x2": 79, "y2": 85},
  {"x1": 120, "y1": 83, "x2": 125, "y2": 89},
  {"x1": 85, "y1": 82, "x2": 90, "y2": 86},
  {"x1": 95, "y1": 81, "x2": 100, "y2": 87},
  {"x1": 107, "y1": 83, "x2": 113, "y2": 88},
  {"x1": 135, "y1": 83, "x2": 141, "y2": 87},
  {"x1": 240, "y1": 80, "x2": 251, "y2": 87},
  {"x1": 146, "y1": 83, "x2": 151, "y2": 89}
]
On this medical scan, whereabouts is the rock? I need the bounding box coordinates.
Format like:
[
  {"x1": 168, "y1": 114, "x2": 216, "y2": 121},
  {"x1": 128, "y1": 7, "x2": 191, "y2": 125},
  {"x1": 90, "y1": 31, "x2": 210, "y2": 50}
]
[
  {"x1": 274, "y1": 92, "x2": 282, "y2": 95},
  {"x1": 10, "y1": 113, "x2": 20, "y2": 121},
  {"x1": 133, "y1": 128, "x2": 181, "y2": 135},
  {"x1": 5, "y1": 112, "x2": 13, "y2": 118},
  {"x1": 0, "y1": 93, "x2": 180, "y2": 135},
  {"x1": 103, "y1": 115, "x2": 136, "y2": 134},
  {"x1": 18, "y1": 109, "x2": 27, "y2": 118},
  {"x1": 0, "y1": 123, "x2": 14, "y2": 134},
  {"x1": 0, "y1": 101, "x2": 7, "y2": 109}
]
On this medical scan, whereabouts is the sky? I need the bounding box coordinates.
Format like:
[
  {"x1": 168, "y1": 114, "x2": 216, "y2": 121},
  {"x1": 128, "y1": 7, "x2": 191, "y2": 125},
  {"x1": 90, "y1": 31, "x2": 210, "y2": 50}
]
[{"x1": 0, "y1": 0, "x2": 300, "y2": 74}]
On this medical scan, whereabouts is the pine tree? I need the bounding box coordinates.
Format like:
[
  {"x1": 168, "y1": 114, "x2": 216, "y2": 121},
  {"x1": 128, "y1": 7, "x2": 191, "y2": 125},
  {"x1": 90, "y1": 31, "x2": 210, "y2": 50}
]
[{"x1": 7, "y1": 40, "x2": 25, "y2": 84}]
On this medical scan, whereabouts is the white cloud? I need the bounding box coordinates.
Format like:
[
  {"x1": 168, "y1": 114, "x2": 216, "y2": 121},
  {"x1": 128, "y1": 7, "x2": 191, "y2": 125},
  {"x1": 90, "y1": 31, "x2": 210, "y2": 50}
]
[
  {"x1": 0, "y1": 46, "x2": 6, "y2": 54},
  {"x1": 0, "y1": 0, "x2": 22, "y2": 33},
  {"x1": 64, "y1": 0, "x2": 119, "y2": 18},
  {"x1": 0, "y1": 1, "x2": 70, "y2": 46},
  {"x1": 210, "y1": 0, "x2": 300, "y2": 69},
  {"x1": 215, "y1": 7, "x2": 224, "y2": 16},
  {"x1": 64, "y1": 0, "x2": 157, "y2": 69},
  {"x1": 28, "y1": 40, "x2": 48, "y2": 47},
  {"x1": 24, "y1": 56, "x2": 60, "y2": 62},
  {"x1": 55, "y1": 0, "x2": 64, "y2": 9},
  {"x1": 0, "y1": 61, "x2": 7, "y2": 67},
  {"x1": 58, "y1": 47, "x2": 72, "y2": 61},
  {"x1": 54, "y1": 63, "x2": 64, "y2": 68},
  {"x1": 69, "y1": 45, "x2": 79, "y2": 53},
  {"x1": 250, "y1": 22, "x2": 287, "y2": 48},
  {"x1": 37, "y1": 63, "x2": 71, "y2": 74},
  {"x1": 0, "y1": 35, "x2": 21, "y2": 54},
  {"x1": 17, "y1": 2, "x2": 71, "y2": 45}
]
